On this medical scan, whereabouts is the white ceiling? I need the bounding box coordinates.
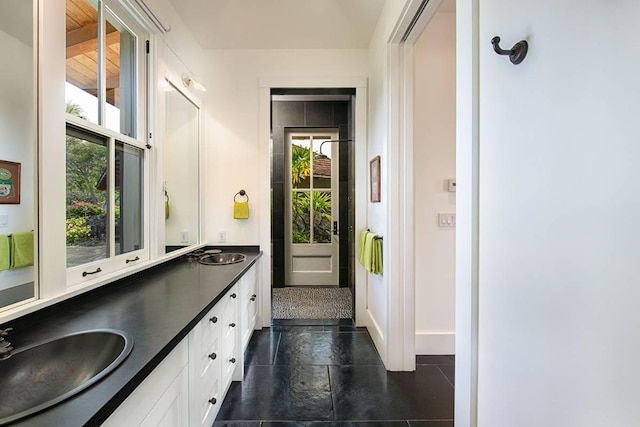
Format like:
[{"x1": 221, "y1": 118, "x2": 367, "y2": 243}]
[{"x1": 166, "y1": 0, "x2": 387, "y2": 49}]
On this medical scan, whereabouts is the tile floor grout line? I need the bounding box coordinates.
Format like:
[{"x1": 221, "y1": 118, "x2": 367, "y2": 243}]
[
  {"x1": 436, "y1": 364, "x2": 455, "y2": 389},
  {"x1": 327, "y1": 364, "x2": 338, "y2": 421},
  {"x1": 271, "y1": 331, "x2": 282, "y2": 365}
]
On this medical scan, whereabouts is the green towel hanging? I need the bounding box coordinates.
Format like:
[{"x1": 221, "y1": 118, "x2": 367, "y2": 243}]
[
  {"x1": 10, "y1": 231, "x2": 34, "y2": 268},
  {"x1": 0, "y1": 235, "x2": 9, "y2": 272},
  {"x1": 164, "y1": 189, "x2": 170, "y2": 220}
]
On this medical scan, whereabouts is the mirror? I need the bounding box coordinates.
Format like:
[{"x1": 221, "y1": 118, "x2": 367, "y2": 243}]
[
  {"x1": 0, "y1": 0, "x2": 37, "y2": 309},
  {"x1": 164, "y1": 79, "x2": 200, "y2": 253}
]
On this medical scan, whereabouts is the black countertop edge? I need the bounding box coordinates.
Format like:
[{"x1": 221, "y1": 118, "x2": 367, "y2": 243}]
[{"x1": 4, "y1": 250, "x2": 263, "y2": 427}]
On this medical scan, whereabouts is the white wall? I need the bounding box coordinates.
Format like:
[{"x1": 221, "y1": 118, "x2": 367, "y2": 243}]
[
  {"x1": 203, "y1": 49, "x2": 369, "y2": 245},
  {"x1": 455, "y1": 0, "x2": 640, "y2": 426},
  {"x1": 413, "y1": 11, "x2": 456, "y2": 355},
  {"x1": 0, "y1": 29, "x2": 35, "y2": 291}
]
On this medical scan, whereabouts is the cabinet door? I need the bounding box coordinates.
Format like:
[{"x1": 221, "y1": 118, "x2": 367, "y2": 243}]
[
  {"x1": 240, "y1": 264, "x2": 258, "y2": 351},
  {"x1": 140, "y1": 365, "x2": 189, "y2": 427},
  {"x1": 103, "y1": 339, "x2": 189, "y2": 427}
]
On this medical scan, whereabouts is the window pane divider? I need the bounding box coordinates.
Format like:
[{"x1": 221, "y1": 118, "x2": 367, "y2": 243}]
[{"x1": 66, "y1": 114, "x2": 144, "y2": 149}]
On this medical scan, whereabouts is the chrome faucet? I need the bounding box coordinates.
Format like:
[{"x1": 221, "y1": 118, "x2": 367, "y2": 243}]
[{"x1": 0, "y1": 327, "x2": 14, "y2": 361}]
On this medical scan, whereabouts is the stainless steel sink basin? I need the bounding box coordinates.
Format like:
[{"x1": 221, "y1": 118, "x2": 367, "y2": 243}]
[
  {"x1": 198, "y1": 252, "x2": 246, "y2": 265},
  {"x1": 0, "y1": 329, "x2": 133, "y2": 425}
]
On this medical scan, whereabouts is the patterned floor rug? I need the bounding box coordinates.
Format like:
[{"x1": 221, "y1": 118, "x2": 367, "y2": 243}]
[{"x1": 272, "y1": 287, "x2": 353, "y2": 319}]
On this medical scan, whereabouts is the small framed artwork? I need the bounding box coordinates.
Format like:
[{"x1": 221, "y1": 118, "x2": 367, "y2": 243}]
[
  {"x1": 370, "y1": 155, "x2": 381, "y2": 203},
  {"x1": 0, "y1": 160, "x2": 21, "y2": 204}
]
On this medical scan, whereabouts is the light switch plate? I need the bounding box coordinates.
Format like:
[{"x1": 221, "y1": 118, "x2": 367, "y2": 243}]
[
  {"x1": 438, "y1": 213, "x2": 456, "y2": 228},
  {"x1": 448, "y1": 179, "x2": 456, "y2": 192}
]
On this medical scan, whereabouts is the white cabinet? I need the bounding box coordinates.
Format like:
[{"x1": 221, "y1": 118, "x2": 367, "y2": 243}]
[
  {"x1": 239, "y1": 260, "x2": 260, "y2": 352},
  {"x1": 188, "y1": 302, "x2": 223, "y2": 427},
  {"x1": 103, "y1": 339, "x2": 189, "y2": 427},
  {"x1": 103, "y1": 260, "x2": 260, "y2": 427},
  {"x1": 188, "y1": 284, "x2": 240, "y2": 427}
]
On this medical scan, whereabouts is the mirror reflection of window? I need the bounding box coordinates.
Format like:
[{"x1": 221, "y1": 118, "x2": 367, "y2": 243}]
[
  {"x1": 164, "y1": 80, "x2": 200, "y2": 253},
  {"x1": 0, "y1": 0, "x2": 37, "y2": 310}
]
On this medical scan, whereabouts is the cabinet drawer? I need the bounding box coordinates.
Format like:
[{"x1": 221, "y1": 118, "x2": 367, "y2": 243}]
[{"x1": 195, "y1": 373, "x2": 221, "y2": 427}]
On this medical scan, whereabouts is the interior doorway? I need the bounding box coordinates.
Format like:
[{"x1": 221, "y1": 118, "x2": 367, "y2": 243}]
[{"x1": 270, "y1": 90, "x2": 356, "y2": 322}]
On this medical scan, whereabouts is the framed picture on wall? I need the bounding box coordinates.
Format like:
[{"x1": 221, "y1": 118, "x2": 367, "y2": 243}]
[
  {"x1": 0, "y1": 160, "x2": 21, "y2": 204},
  {"x1": 370, "y1": 155, "x2": 381, "y2": 203}
]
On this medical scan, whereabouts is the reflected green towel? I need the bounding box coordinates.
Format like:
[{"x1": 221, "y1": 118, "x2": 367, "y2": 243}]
[
  {"x1": 234, "y1": 201, "x2": 249, "y2": 219},
  {"x1": 0, "y1": 235, "x2": 9, "y2": 272},
  {"x1": 359, "y1": 230, "x2": 370, "y2": 266},
  {"x1": 10, "y1": 231, "x2": 34, "y2": 268},
  {"x1": 165, "y1": 200, "x2": 170, "y2": 219}
]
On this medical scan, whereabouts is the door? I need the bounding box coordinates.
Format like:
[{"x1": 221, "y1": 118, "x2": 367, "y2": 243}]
[
  {"x1": 285, "y1": 129, "x2": 339, "y2": 286},
  {"x1": 476, "y1": 1, "x2": 640, "y2": 426}
]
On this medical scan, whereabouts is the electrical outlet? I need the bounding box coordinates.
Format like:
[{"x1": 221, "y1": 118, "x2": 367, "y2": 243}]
[
  {"x1": 180, "y1": 230, "x2": 189, "y2": 243},
  {"x1": 0, "y1": 215, "x2": 7, "y2": 228},
  {"x1": 218, "y1": 231, "x2": 226, "y2": 243}
]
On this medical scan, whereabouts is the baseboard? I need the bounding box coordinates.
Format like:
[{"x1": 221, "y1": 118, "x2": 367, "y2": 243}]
[
  {"x1": 366, "y1": 309, "x2": 385, "y2": 363},
  {"x1": 415, "y1": 332, "x2": 455, "y2": 355}
]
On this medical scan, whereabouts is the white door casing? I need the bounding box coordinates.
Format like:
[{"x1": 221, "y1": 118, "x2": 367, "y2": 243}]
[{"x1": 285, "y1": 129, "x2": 339, "y2": 286}]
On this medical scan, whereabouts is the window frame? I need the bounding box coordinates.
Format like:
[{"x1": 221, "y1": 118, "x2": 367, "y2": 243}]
[{"x1": 65, "y1": 0, "x2": 150, "y2": 286}]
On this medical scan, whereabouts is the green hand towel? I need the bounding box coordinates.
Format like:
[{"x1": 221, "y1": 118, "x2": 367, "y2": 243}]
[
  {"x1": 363, "y1": 232, "x2": 376, "y2": 273},
  {"x1": 234, "y1": 201, "x2": 249, "y2": 219},
  {"x1": 372, "y1": 238, "x2": 383, "y2": 275},
  {"x1": 10, "y1": 231, "x2": 34, "y2": 268},
  {"x1": 0, "y1": 235, "x2": 9, "y2": 272},
  {"x1": 165, "y1": 200, "x2": 170, "y2": 219},
  {"x1": 359, "y1": 230, "x2": 370, "y2": 266}
]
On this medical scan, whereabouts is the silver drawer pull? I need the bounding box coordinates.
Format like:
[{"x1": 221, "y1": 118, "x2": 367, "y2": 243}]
[
  {"x1": 229, "y1": 322, "x2": 236, "y2": 328},
  {"x1": 229, "y1": 357, "x2": 236, "y2": 364},
  {"x1": 209, "y1": 352, "x2": 217, "y2": 360},
  {"x1": 208, "y1": 397, "x2": 217, "y2": 405},
  {"x1": 230, "y1": 293, "x2": 237, "y2": 299},
  {"x1": 210, "y1": 316, "x2": 218, "y2": 323}
]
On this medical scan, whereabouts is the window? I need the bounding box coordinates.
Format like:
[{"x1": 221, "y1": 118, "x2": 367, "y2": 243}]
[{"x1": 65, "y1": 0, "x2": 147, "y2": 281}]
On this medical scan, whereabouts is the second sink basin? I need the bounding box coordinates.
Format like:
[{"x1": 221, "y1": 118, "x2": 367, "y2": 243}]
[
  {"x1": 198, "y1": 252, "x2": 246, "y2": 265},
  {"x1": 0, "y1": 329, "x2": 133, "y2": 425}
]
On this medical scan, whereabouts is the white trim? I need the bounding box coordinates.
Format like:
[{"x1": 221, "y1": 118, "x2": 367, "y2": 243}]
[
  {"x1": 366, "y1": 308, "x2": 384, "y2": 352},
  {"x1": 353, "y1": 89, "x2": 368, "y2": 327},
  {"x1": 258, "y1": 77, "x2": 368, "y2": 329},
  {"x1": 415, "y1": 332, "x2": 455, "y2": 355},
  {"x1": 456, "y1": 0, "x2": 480, "y2": 426}
]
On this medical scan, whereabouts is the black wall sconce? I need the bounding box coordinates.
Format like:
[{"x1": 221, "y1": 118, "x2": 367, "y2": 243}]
[{"x1": 491, "y1": 36, "x2": 528, "y2": 65}]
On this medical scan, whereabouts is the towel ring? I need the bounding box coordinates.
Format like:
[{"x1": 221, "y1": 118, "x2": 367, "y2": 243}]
[{"x1": 234, "y1": 190, "x2": 249, "y2": 202}]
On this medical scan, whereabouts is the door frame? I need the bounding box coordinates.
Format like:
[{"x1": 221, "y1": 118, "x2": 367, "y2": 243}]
[
  {"x1": 390, "y1": 0, "x2": 479, "y2": 424},
  {"x1": 284, "y1": 128, "x2": 340, "y2": 287},
  {"x1": 258, "y1": 77, "x2": 369, "y2": 328}
]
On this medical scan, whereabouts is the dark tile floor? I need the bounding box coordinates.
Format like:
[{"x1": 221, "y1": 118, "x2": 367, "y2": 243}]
[{"x1": 214, "y1": 320, "x2": 454, "y2": 427}]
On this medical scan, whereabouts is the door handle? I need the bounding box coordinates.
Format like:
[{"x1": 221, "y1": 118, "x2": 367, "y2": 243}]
[{"x1": 333, "y1": 221, "x2": 338, "y2": 235}]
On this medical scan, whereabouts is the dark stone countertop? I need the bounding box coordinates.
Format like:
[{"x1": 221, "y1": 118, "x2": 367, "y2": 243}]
[{"x1": 2, "y1": 250, "x2": 262, "y2": 427}]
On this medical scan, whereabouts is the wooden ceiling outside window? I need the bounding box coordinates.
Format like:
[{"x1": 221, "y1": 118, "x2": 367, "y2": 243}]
[{"x1": 66, "y1": 0, "x2": 121, "y2": 106}]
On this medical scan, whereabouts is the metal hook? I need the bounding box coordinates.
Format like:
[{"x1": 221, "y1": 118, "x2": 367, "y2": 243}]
[{"x1": 491, "y1": 36, "x2": 528, "y2": 65}]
